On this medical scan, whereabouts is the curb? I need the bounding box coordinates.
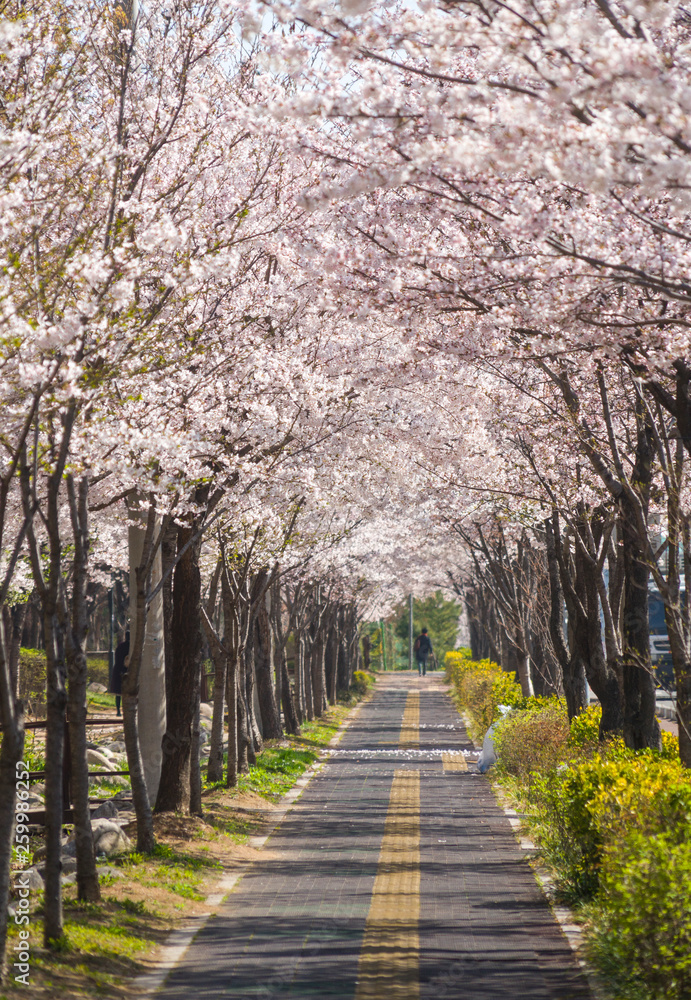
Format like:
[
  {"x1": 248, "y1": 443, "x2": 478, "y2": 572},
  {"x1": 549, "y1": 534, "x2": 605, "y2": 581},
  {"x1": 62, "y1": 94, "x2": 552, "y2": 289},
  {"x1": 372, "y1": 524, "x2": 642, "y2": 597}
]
[
  {"x1": 132, "y1": 697, "x2": 368, "y2": 996},
  {"x1": 495, "y1": 794, "x2": 606, "y2": 1000}
]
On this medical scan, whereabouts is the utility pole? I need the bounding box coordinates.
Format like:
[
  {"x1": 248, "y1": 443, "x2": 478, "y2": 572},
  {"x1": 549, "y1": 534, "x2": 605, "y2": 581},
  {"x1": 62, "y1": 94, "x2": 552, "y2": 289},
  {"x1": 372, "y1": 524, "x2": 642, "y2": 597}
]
[{"x1": 409, "y1": 593, "x2": 413, "y2": 672}]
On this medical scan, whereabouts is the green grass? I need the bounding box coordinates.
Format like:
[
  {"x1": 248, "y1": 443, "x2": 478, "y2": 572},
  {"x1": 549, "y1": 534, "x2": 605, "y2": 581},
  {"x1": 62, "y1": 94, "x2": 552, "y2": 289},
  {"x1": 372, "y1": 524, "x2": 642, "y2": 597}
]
[
  {"x1": 200, "y1": 704, "x2": 348, "y2": 799},
  {"x1": 236, "y1": 747, "x2": 319, "y2": 800},
  {"x1": 87, "y1": 690, "x2": 118, "y2": 711},
  {"x1": 107, "y1": 843, "x2": 223, "y2": 902}
]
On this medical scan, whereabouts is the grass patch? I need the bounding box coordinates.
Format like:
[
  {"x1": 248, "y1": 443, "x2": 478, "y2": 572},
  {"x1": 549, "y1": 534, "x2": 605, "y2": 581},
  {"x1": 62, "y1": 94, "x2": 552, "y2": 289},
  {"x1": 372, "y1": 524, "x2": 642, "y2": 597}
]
[
  {"x1": 87, "y1": 691, "x2": 118, "y2": 711},
  {"x1": 236, "y1": 747, "x2": 318, "y2": 800},
  {"x1": 202, "y1": 703, "x2": 349, "y2": 800}
]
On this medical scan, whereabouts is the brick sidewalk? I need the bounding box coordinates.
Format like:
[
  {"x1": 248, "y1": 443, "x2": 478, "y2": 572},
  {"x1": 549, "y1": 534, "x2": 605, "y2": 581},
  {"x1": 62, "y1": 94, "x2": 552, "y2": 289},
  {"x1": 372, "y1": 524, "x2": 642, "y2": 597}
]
[{"x1": 155, "y1": 673, "x2": 593, "y2": 1000}]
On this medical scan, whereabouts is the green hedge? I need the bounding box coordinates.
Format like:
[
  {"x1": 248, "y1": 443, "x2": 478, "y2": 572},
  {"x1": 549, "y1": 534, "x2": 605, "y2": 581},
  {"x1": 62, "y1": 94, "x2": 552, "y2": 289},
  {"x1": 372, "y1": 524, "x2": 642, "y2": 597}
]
[{"x1": 445, "y1": 650, "x2": 691, "y2": 999}]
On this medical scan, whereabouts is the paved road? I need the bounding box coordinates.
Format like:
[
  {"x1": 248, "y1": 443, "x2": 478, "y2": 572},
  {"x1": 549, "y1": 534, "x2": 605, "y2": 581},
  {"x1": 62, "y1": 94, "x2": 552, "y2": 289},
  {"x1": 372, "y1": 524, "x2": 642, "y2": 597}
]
[{"x1": 157, "y1": 673, "x2": 592, "y2": 1000}]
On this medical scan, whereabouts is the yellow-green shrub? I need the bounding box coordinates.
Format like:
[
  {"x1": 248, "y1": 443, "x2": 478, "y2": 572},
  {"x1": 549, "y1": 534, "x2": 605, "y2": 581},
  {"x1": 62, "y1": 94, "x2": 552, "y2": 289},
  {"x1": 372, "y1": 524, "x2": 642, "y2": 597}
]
[
  {"x1": 586, "y1": 834, "x2": 691, "y2": 1000},
  {"x1": 493, "y1": 700, "x2": 569, "y2": 782},
  {"x1": 526, "y1": 752, "x2": 691, "y2": 901},
  {"x1": 350, "y1": 670, "x2": 374, "y2": 698},
  {"x1": 445, "y1": 650, "x2": 524, "y2": 741}
]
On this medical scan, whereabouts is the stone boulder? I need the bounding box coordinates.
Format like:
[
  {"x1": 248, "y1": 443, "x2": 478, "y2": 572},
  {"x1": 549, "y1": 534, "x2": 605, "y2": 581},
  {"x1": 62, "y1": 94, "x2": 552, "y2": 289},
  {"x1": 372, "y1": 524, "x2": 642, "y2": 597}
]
[
  {"x1": 64, "y1": 818, "x2": 131, "y2": 858},
  {"x1": 87, "y1": 682, "x2": 107, "y2": 694},
  {"x1": 86, "y1": 749, "x2": 115, "y2": 770},
  {"x1": 19, "y1": 868, "x2": 44, "y2": 892},
  {"x1": 97, "y1": 866, "x2": 124, "y2": 880},
  {"x1": 91, "y1": 800, "x2": 119, "y2": 820},
  {"x1": 92, "y1": 818, "x2": 132, "y2": 856}
]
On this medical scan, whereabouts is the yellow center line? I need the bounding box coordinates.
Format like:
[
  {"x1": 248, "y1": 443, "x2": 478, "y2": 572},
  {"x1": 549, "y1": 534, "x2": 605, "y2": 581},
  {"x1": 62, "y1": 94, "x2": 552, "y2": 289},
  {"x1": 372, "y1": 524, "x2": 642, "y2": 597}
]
[
  {"x1": 441, "y1": 752, "x2": 468, "y2": 772},
  {"x1": 399, "y1": 691, "x2": 419, "y2": 747},
  {"x1": 355, "y1": 769, "x2": 420, "y2": 1000}
]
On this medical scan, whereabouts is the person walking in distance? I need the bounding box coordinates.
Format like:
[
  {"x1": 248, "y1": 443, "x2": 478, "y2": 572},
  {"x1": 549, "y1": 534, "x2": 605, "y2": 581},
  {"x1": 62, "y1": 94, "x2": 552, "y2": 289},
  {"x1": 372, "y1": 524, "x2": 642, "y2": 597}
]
[
  {"x1": 414, "y1": 628, "x2": 433, "y2": 676},
  {"x1": 110, "y1": 630, "x2": 130, "y2": 717}
]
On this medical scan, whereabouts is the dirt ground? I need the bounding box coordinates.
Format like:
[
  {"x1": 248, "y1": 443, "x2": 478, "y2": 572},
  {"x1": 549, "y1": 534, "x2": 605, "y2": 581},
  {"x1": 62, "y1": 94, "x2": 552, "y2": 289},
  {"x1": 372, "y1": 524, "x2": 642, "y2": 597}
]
[{"x1": 3, "y1": 786, "x2": 290, "y2": 1000}]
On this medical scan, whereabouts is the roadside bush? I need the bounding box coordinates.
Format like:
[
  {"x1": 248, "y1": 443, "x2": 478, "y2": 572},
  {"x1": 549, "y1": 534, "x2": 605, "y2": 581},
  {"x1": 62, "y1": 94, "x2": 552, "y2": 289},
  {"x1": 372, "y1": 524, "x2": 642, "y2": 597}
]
[
  {"x1": 350, "y1": 670, "x2": 374, "y2": 699},
  {"x1": 445, "y1": 650, "x2": 525, "y2": 741},
  {"x1": 493, "y1": 699, "x2": 569, "y2": 782},
  {"x1": 590, "y1": 757, "x2": 691, "y2": 846},
  {"x1": 566, "y1": 704, "x2": 602, "y2": 753},
  {"x1": 586, "y1": 834, "x2": 691, "y2": 1000},
  {"x1": 454, "y1": 645, "x2": 691, "y2": 996},
  {"x1": 525, "y1": 752, "x2": 691, "y2": 903},
  {"x1": 527, "y1": 758, "x2": 613, "y2": 900}
]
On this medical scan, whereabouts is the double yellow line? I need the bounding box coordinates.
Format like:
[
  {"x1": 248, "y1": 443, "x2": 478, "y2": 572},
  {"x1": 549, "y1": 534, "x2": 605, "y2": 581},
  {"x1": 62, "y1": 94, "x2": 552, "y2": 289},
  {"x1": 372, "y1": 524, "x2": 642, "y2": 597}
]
[{"x1": 356, "y1": 691, "x2": 421, "y2": 999}]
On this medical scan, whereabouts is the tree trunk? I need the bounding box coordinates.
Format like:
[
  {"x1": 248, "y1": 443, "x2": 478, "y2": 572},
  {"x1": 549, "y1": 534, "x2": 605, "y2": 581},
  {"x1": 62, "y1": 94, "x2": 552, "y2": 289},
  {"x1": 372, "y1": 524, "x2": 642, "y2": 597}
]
[
  {"x1": 303, "y1": 632, "x2": 315, "y2": 721},
  {"x1": 121, "y1": 500, "x2": 159, "y2": 854},
  {"x1": 42, "y1": 609, "x2": 67, "y2": 946},
  {"x1": 225, "y1": 644, "x2": 238, "y2": 787},
  {"x1": 253, "y1": 578, "x2": 281, "y2": 740},
  {"x1": 245, "y1": 650, "x2": 263, "y2": 756},
  {"x1": 160, "y1": 518, "x2": 177, "y2": 713},
  {"x1": 5, "y1": 604, "x2": 26, "y2": 695},
  {"x1": 65, "y1": 476, "x2": 100, "y2": 903},
  {"x1": 189, "y1": 684, "x2": 202, "y2": 815},
  {"x1": 236, "y1": 609, "x2": 251, "y2": 773},
  {"x1": 202, "y1": 562, "x2": 226, "y2": 785},
  {"x1": 271, "y1": 581, "x2": 299, "y2": 736},
  {"x1": 294, "y1": 628, "x2": 305, "y2": 723},
  {"x1": 156, "y1": 516, "x2": 205, "y2": 813},
  {"x1": 620, "y1": 452, "x2": 661, "y2": 750},
  {"x1": 222, "y1": 573, "x2": 243, "y2": 785},
  {"x1": 325, "y1": 619, "x2": 338, "y2": 704},
  {"x1": 513, "y1": 641, "x2": 533, "y2": 697},
  {"x1": 337, "y1": 610, "x2": 350, "y2": 695},
  {"x1": 555, "y1": 518, "x2": 624, "y2": 738},
  {"x1": 545, "y1": 515, "x2": 587, "y2": 719},
  {"x1": 0, "y1": 620, "x2": 25, "y2": 981},
  {"x1": 205, "y1": 637, "x2": 227, "y2": 784},
  {"x1": 311, "y1": 620, "x2": 326, "y2": 716}
]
